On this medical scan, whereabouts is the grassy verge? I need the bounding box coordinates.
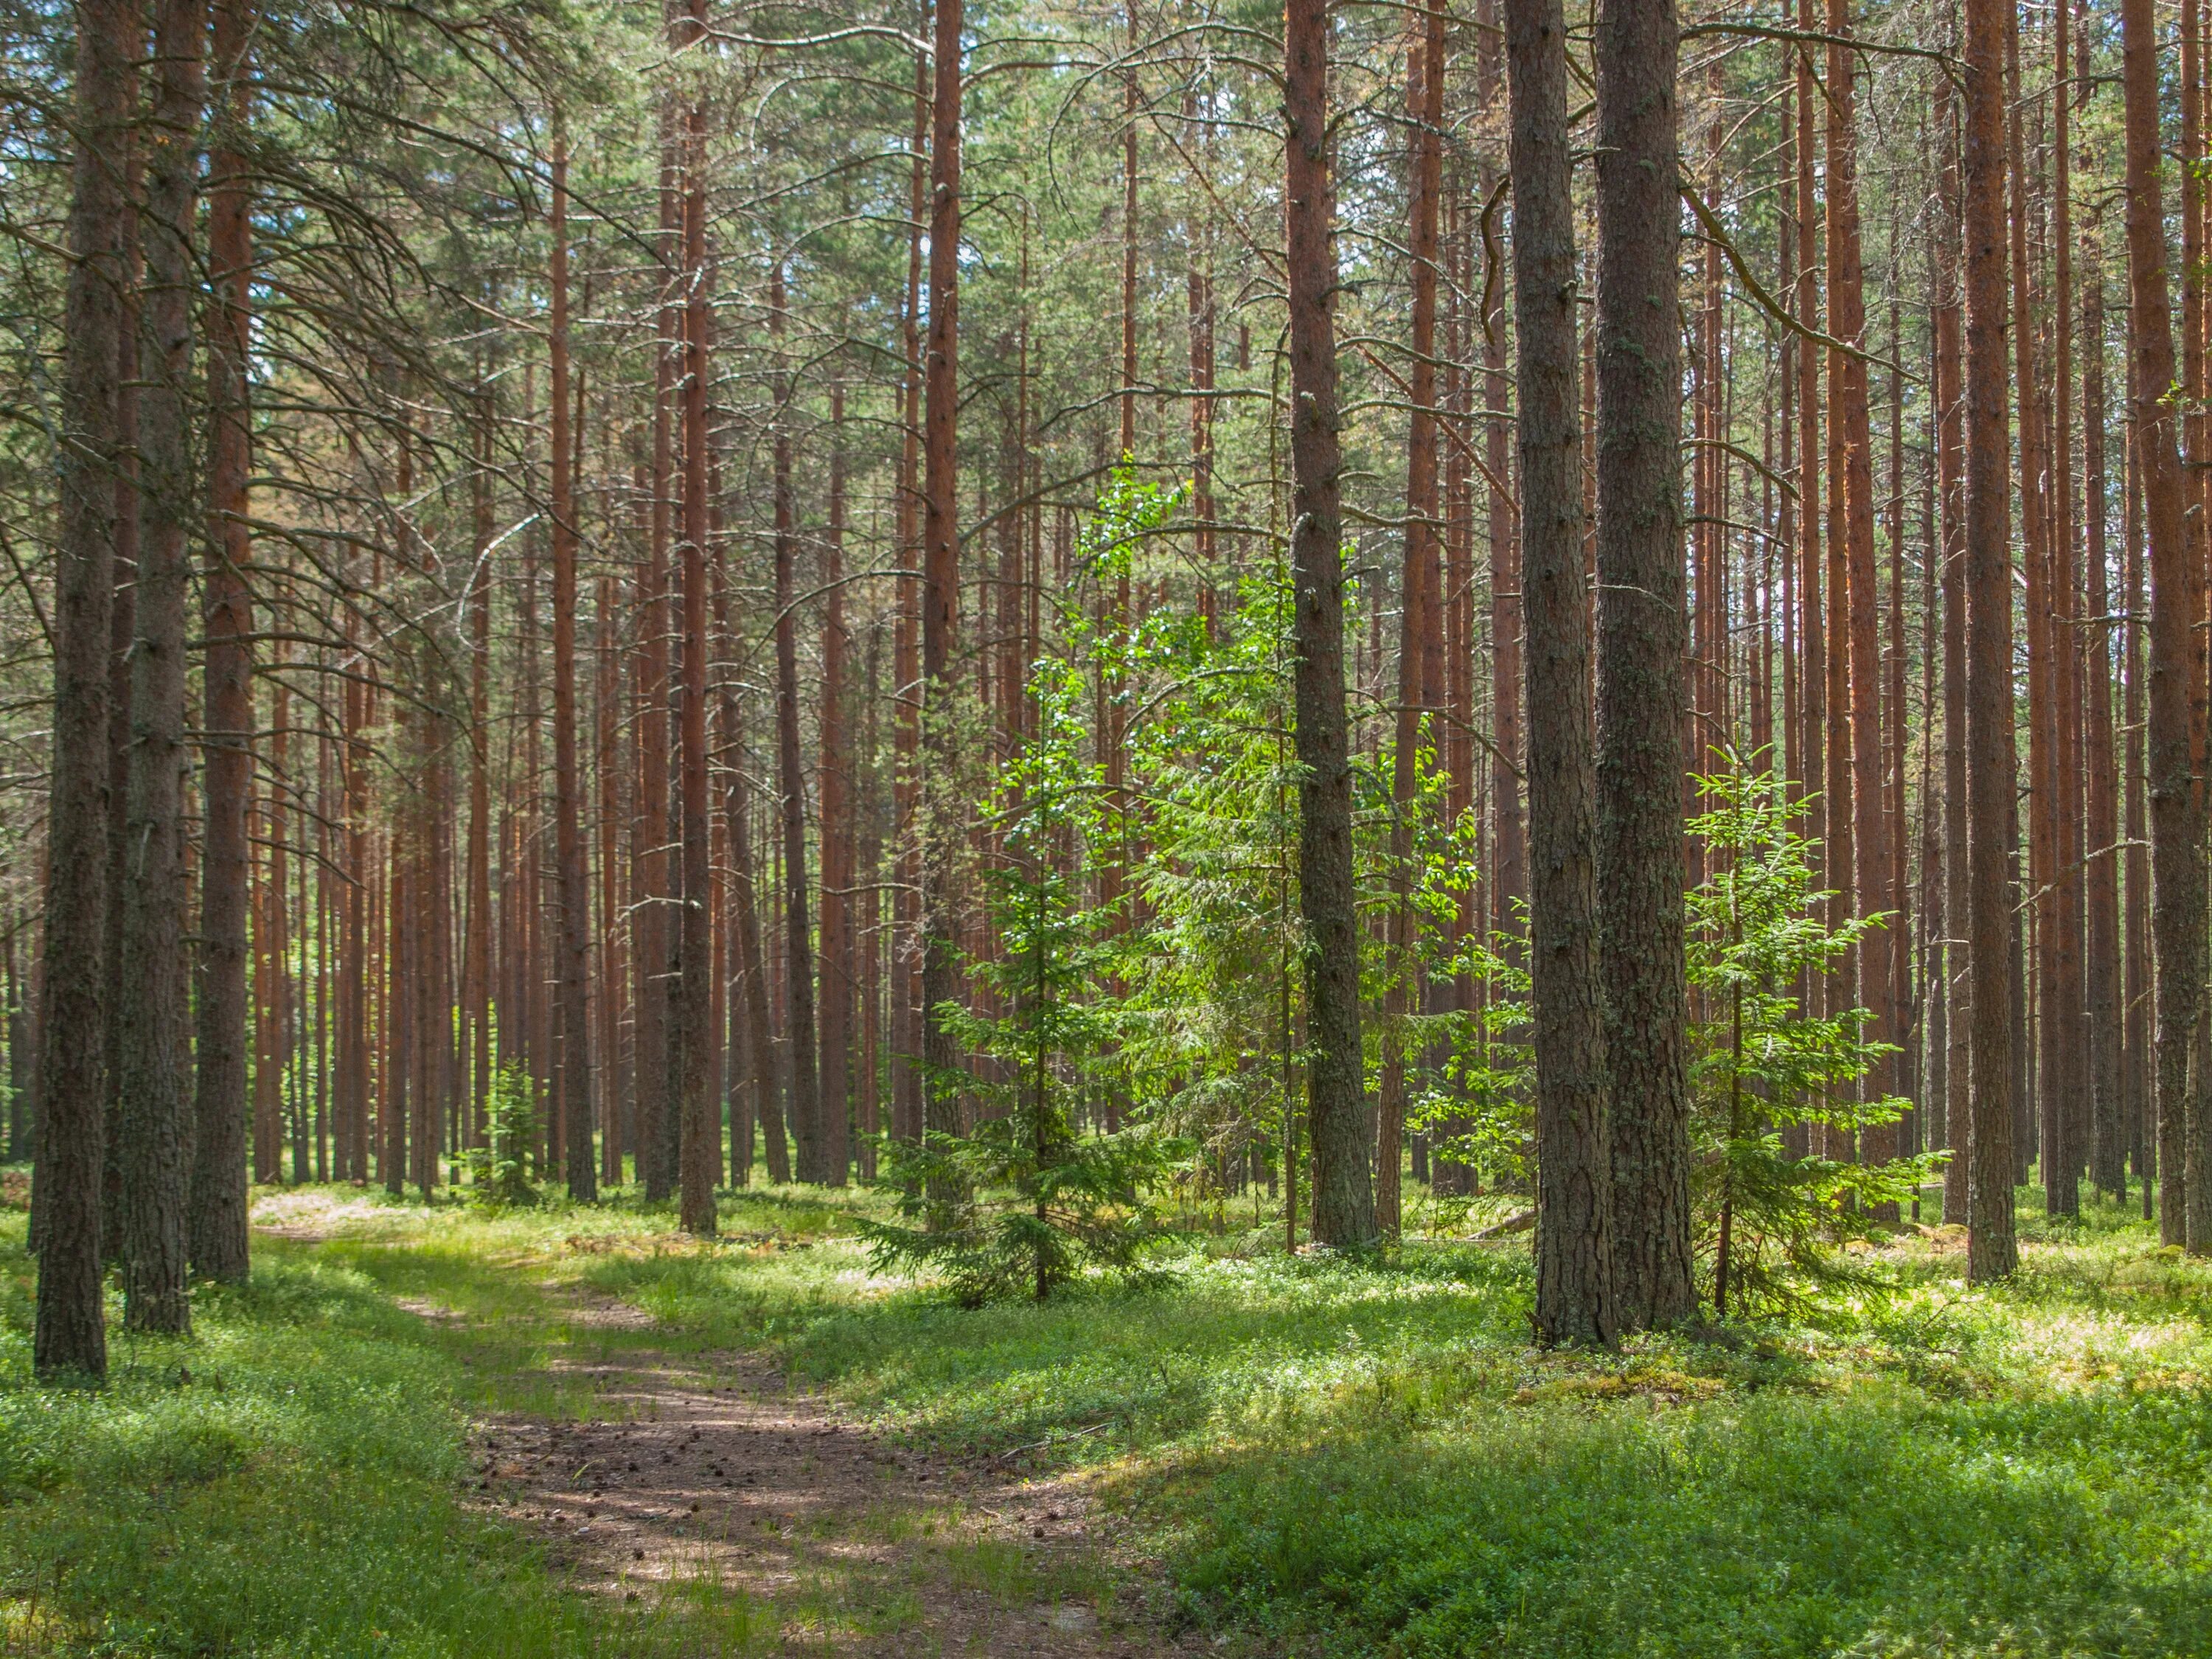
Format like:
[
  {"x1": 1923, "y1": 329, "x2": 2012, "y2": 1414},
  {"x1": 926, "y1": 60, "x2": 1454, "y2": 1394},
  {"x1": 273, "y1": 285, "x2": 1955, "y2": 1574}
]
[
  {"x1": 10, "y1": 1179, "x2": 2212, "y2": 1657},
  {"x1": 0, "y1": 1195, "x2": 773, "y2": 1658}
]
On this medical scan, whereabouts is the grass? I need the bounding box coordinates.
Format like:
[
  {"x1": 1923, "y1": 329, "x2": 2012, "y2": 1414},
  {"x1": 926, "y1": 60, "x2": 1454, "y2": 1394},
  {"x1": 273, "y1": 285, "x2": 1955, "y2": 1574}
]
[
  {"x1": 7, "y1": 1176, "x2": 2212, "y2": 1655},
  {"x1": 0, "y1": 1187, "x2": 855, "y2": 1658}
]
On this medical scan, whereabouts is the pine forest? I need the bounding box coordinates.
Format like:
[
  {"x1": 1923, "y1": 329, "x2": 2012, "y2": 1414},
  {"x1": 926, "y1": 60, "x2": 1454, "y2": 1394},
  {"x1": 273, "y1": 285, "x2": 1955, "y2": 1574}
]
[{"x1": 4, "y1": 0, "x2": 2212, "y2": 1650}]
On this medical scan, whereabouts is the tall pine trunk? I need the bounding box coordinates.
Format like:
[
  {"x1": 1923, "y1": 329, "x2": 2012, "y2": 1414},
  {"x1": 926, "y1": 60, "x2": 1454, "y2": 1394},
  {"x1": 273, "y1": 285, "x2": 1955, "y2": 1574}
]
[
  {"x1": 192, "y1": 0, "x2": 255, "y2": 1279},
  {"x1": 120, "y1": 0, "x2": 208, "y2": 1335},
  {"x1": 675, "y1": 0, "x2": 717, "y2": 1235},
  {"x1": 1284, "y1": 0, "x2": 1377, "y2": 1249},
  {"x1": 770, "y1": 268, "x2": 825, "y2": 1184},
  {"x1": 1379, "y1": 0, "x2": 1445, "y2": 1237},
  {"x1": 549, "y1": 125, "x2": 597, "y2": 1203},
  {"x1": 1964, "y1": 0, "x2": 2019, "y2": 1279},
  {"x1": 32, "y1": 0, "x2": 134, "y2": 1381},
  {"x1": 1593, "y1": 0, "x2": 1692, "y2": 1328},
  {"x1": 1507, "y1": 0, "x2": 1613, "y2": 1345},
  {"x1": 817, "y1": 382, "x2": 855, "y2": 1187},
  {"x1": 920, "y1": 0, "x2": 967, "y2": 1180},
  {"x1": 2120, "y1": 0, "x2": 2207, "y2": 1252}
]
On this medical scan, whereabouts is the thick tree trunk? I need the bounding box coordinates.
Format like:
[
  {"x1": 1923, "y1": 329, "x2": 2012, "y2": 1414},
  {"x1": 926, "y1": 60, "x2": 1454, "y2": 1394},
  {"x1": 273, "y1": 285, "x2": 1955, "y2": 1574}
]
[
  {"x1": 190, "y1": 0, "x2": 255, "y2": 1280},
  {"x1": 32, "y1": 0, "x2": 134, "y2": 1381},
  {"x1": 1963, "y1": 0, "x2": 2019, "y2": 1279},
  {"x1": 1593, "y1": 0, "x2": 1692, "y2": 1328},
  {"x1": 1284, "y1": 0, "x2": 1376, "y2": 1249},
  {"x1": 2120, "y1": 0, "x2": 2207, "y2": 1252},
  {"x1": 1506, "y1": 0, "x2": 1613, "y2": 1345},
  {"x1": 119, "y1": 0, "x2": 207, "y2": 1335}
]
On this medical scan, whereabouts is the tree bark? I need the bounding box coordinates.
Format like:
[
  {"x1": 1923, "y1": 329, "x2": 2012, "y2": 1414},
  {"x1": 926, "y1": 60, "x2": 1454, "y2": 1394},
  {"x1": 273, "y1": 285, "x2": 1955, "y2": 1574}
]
[
  {"x1": 2120, "y1": 0, "x2": 2207, "y2": 1251},
  {"x1": 549, "y1": 125, "x2": 597, "y2": 1203},
  {"x1": 120, "y1": 0, "x2": 207, "y2": 1335},
  {"x1": 1379, "y1": 0, "x2": 1446, "y2": 1237},
  {"x1": 1828, "y1": 0, "x2": 1892, "y2": 1206},
  {"x1": 1593, "y1": 0, "x2": 1692, "y2": 1328},
  {"x1": 1935, "y1": 60, "x2": 1969, "y2": 1225},
  {"x1": 2083, "y1": 255, "x2": 2124, "y2": 1202},
  {"x1": 32, "y1": 0, "x2": 134, "y2": 1380},
  {"x1": 818, "y1": 380, "x2": 855, "y2": 1186},
  {"x1": 1284, "y1": 0, "x2": 1377, "y2": 1249},
  {"x1": 1964, "y1": 0, "x2": 2019, "y2": 1279},
  {"x1": 920, "y1": 0, "x2": 967, "y2": 1173},
  {"x1": 190, "y1": 0, "x2": 255, "y2": 1280},
  {"x1": 1507, "y1": 0, "x2": 1614, "y2": 1345},
  {"x1": 770, "y1": 266, "x2": 826, "y2": 1185},
  {"x1": 675, "y1": 0, "x2": 717, "y2": 1235}
]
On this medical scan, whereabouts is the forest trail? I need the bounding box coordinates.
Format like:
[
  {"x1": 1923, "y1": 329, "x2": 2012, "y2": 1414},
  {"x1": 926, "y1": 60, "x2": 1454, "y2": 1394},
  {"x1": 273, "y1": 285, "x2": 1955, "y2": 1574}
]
[{"x1": 431, "y1": 1287, "x2": 1192, "y2": 1656}]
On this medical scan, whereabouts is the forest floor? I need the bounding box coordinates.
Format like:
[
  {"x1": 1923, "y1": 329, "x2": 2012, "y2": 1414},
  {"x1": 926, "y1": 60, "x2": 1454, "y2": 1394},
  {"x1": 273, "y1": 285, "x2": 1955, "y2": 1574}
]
[{"x1": 7, "y1": 1177, "x2": 2212, "y2": 1657}]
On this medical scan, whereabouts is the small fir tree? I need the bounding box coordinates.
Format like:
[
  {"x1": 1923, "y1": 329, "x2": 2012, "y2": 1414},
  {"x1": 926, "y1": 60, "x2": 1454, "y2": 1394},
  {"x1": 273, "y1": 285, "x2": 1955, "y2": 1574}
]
[
  {"x1": 466, "y1": 1062, "x2": 541, "y2": 1209},
  {"x1": 869, "y1": 626, "x2": 1167, "y2": 1304},
  {"x1": 1687, "y1": 757, "x2": 1938, "y2": 1315}
]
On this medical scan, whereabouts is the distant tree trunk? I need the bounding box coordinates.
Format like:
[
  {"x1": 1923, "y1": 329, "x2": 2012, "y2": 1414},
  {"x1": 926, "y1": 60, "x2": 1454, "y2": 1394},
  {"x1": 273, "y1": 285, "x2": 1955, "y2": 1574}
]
[
  {"x1": 2123, "y1": 389, "x2": 2153, "y2": 1207},
  {"x1": 549, "y1": 126, "x2": 597, "y2": 1203},
  {"x1": 1284, "y1": 0, "x2": 1377, "y2": 1249},
  {"x1": 2121, "y1": 0, "x2": 2207, "y2": 1252},
  {"x1": 920, "y1": 0, "x2": 967, "y2": 1173},
  {"x1": 468, "y1": 417, "x2": 493, "y2": 1150},
  {"x1": 1794, "y1": 0, "x2": 1826, "y2": 1169},
  {"x1": 32, "y1": 0, "x2": 133, "y2": 1381},
  {"x1": 253, "y1": 689, "x2": 289, "y2": 1188},
  {"x1": 892, "y1": 49, "x2": 928, "y2": 1153},
  {"x1": 712, "y1": 565, "x2": 788, "y2": 1183},
  {"x1": 675, "y1": 0, "x2": 717, "y2": 1236},
  {"x1": 1378, "y1": 0, "x2": 1446, "y2": 1237},
  {"x1": 597, "y1": 568, "x2": 625, "y2": 1189},
  {"x1": 636, "y1": 101, "x2": 678, "y2": 1203},
  {"x1": 1506, "y1": 0, "x2": 1614, "y2": 1346},
  {"x1": 119, "y1": 0, "x2": 206, "y2": 1335},
  {"x1": 1963, "y1": 0, "x2": 2019, "y2": 1280},
  {"x1": 769, "y1": 267, "x2": 825, "y2": 1186},
  {"x1": 1828, "y1": 0, "x2": 1893, "y2": 1212},
  {"x1": 1935, "y1": 60, "x2": 1969, "y2": 1225},
  {"x1": 818, "y1": 380, "x2": 855, "y2": 1187},
  {"x1": 2083, "y1": 257, "x2": 2125, "y2": 1202},
  {"x1": 1593, "y1": 0, "x2": 1691, "y2": 1328}
]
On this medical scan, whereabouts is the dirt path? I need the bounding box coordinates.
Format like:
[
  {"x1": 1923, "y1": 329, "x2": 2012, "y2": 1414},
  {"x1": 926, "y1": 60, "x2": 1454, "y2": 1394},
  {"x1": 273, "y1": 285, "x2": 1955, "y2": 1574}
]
[{"x1": 460, "y1": 1304, "x2": 1198, "y2": 1656}]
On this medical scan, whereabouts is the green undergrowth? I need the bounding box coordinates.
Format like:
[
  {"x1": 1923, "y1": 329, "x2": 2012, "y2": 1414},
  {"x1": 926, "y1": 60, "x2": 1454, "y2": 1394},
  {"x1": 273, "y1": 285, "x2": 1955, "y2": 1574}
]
[
  {"x1": 581, "y1": 1183, "x2": 2212, "y2": 1658},
  {"x1": 10, "y1": 1178, "x2": 2212, "y2": 1656},
  {"x1": 0, "y1": 1195, "x2": 782, "y2": 1658}
]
